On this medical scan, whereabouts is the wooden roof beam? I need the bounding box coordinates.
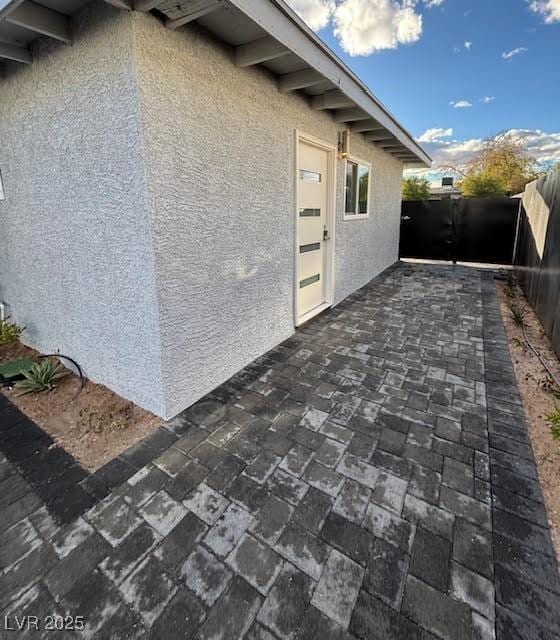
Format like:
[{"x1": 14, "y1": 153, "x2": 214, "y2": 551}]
[
  {"x1": 134, "y1": 0, "x2": 161, "y2": 12},
  {"x1": 310, "y1": 89, "x2": 353, "y2": 110},
  {"x1": 333, "y1": 107, "x2": 370, "y2": 123},
  {"x1": 351, "y1": 120, "x2": 383, "y2": 134},
  {"x1": 0, "y1": 40, "x2": 31, "y2": 63},
  {"x1": 235, "y1": 36, "x2": 290, "y2": 67},
  {"x1": 278, "y1": 68, "x2": 324, "y2": 93},
  {"x1": 377, "y1": 143, "x2": 406, "y2": 150},
  {"x1": 5, "y1": 0, "x2": 70, "y2": 43},
  {"x1": 363, "y1": 132, "x2": 394, "y2": 143},
  {"x1": 166, "y1": 0, "x2": 221, "y2": 29}
]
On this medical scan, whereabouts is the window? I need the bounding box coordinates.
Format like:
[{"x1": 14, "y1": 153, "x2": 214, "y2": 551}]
[
  {"x1": 299, "y1": 169, "x2": 321, "y2": 183},
  {"x1": 344, "y1": 159, "x2": 370, "y2": 219},
  {"x1": 299, "y1": 242, "x2": 321, "y2": 254},
  {"x1": 299, "y1": 274, "x2": 320, "y2": 288}
]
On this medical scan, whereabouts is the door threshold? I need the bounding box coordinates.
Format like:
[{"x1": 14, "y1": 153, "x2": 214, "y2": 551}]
[{"x1": 296, "y1": 302, "x2": 331, "y2": 327}]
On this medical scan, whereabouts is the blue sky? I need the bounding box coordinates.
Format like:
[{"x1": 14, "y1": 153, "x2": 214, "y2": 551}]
[{"x1": 287, "y1": 0, "x2": 560, "y2": 179}]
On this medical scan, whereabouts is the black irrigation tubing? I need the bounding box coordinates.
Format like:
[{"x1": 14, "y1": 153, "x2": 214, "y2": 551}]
[
  {"x1": 504, "y1": 273, "x2": 560, "y2": 392},
  {"x1": 40, "y1": 353, "x2": 86, "y2": 400},
  {"x1": 520, "y1": 324, "x2": 560, "y2": 391}
]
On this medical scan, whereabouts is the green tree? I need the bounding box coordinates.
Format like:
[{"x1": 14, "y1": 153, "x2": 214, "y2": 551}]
[
  {"x1": 402, "y1": 177, "x2": 431, "y2": 200},
  {"x1": 463, "y1": 133, "x2": 537, "y2": 195},
  {"x1": 459, "y1": 173, "x2": 507, "y2": 198}
]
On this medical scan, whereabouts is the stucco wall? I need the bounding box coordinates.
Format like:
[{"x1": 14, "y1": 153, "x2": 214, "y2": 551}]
[
  {"x1": 0, "y1": 3, "x2": 166, "y2": 415},
  {"x1": 0, "y1": 6, "x2": 405, "y2": 420},
  {"x1": 132, "y1": 13, "x2": 404, "y2": 418}
]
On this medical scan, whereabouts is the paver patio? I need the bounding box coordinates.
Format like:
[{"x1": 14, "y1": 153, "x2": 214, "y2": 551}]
[{"x1": 1, "y1": 261, "x2": 559, "y2": 639}]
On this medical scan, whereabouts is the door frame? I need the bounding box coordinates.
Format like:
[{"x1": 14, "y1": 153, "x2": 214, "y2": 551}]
[{"x1": 294, "y1": 130, "x2": 337, "y2": 326}]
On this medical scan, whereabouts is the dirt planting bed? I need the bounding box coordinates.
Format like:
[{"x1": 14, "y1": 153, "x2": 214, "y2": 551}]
[
  {"x1": 497, "y1": 280, "x2": 560, "y2": 559},
  {"x1": 0, "y1": 341, "x2": 160, "y2": 471}
]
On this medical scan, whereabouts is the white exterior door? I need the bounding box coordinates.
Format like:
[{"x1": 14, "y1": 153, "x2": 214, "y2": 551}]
[{"x1": 297, "y1": 139, "x2": 332, "y2": 322}]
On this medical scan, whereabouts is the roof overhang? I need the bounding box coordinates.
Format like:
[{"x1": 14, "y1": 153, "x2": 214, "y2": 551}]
[{"x1": 0, "y1": 0, "x2": 431, "y2": 166}]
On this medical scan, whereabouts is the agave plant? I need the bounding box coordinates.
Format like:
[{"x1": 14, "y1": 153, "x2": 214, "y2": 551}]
[
  {"x1": 504, "y1": 285, "x2": 517, "y2": 299},
  {"x1": 15, "y1": 358, "x2": 68, "y2": 395},
  {"x1": 508, "y1": 302, "x2": 525, "y2": 327},
  {"x1": 506, "y1": 271, "x2": 517, "y2": 289},
  {"x1": 546, "y1": 406, "x2": 560, "y2": 440}
]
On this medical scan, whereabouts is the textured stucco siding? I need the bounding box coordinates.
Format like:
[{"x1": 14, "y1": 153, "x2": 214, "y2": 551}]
[
  {"x1": 0, "y1": 3, "x2": 166, "y2": 415},
  {"x1": 0, "y1": 7, "x2": 404, "y2": 420},
  {"x1": 132, "y1": 13, "x2": 404, "y2": 418},
  {"x1": 332, "y1": 145, "x2": 403, "y2": 305}
]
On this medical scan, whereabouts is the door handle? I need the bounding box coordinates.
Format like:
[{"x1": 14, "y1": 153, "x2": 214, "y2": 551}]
[{"x1": 323, "y1": 227, "x2": 330, "y2": 241}]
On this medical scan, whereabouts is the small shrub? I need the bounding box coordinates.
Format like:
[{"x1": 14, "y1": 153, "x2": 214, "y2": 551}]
[
  {"x1": 508, "y1": 302, "x2": 525, "y2": 326},
  {"x1": 0, "y1": 317, "x2": 24, "y2": 346},
  {"x1": 540, "y1": 376, "x2": 560, "y2": 399},
  {"x1": 15, "y1": 358, "x2": 68, "y2": 395},
  {"x1": 506, "y1": 271, "x2": 517, "y2": 289},
  {"x1": 504, "y1": 285, "x2": 517, "y2": 299},
  {"x1": 546, "y1": 406, "x2": 560, "y2": 440}
]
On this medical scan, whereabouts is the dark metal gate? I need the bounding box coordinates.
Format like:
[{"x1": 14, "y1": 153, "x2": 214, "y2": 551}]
[{"x1": 399, "y1": 198, "x2": 520, "y2": 264}]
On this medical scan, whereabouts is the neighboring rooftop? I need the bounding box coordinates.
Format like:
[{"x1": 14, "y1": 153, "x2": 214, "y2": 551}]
[
  {"x1": 0, "y1": 0, "x2": 431, "y2": 166},
  {"x1": 430, "y1": 177, "x2": 462, "y2": 200}
]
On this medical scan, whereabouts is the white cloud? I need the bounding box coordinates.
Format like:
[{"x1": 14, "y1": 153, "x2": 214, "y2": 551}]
[
  {"x1": 450, "y1": 100, "x2": 473, "y2": 108},
  {"x1": 529, "y1": 0, "x2": 560, "y2": 23},
  {"x1": 438, "y1": 138, "x2": 486, "y2": 162},
  {"x1": 506, "y1": 129, "x2": 560, "y2": 162},
  {"x1": 332, "y1": 0, "x2": 423, "y2": 56},
  {"x1": 286, "y1": 0, "x2": 335, "y2": 29},
  {"x1": 453, "y1": 41, "x2": 472, "y2": 53},
  {"x1": 288, "y1": 0, "x2": 443, "y2": 56},
  {"x1": 408, "y1": 128, "x2": 560, "y2": 178},
  {"x1": 417, "y1": 127, "x2": 453, "y2": 143},
  {"x1": 502, "y1": 47, "x2": 528, "y2": 60},
  {"x1": 481, "y1": 96, "x2": 495, "y2": 103}
]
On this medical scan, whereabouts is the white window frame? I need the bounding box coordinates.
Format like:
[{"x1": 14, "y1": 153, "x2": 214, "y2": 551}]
[{"x1": 343, "y1": 155, "x2": 371, "y2": 221}]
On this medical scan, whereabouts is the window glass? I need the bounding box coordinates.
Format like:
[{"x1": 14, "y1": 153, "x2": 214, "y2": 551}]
[
  {"x1": 345, "y1": 161, "x2": 357, "y2": 214},
  {"x1": 358, "y1": 165, "x2": 369, "y2": 214},
  {"x1": 299, "y1": 243, "x2": 321, "y2": 254},
  {"x1": 345, "y1": 159, "x2": 370, "y2": 217},
  {"x1": 299, "y1": 274, "x2": 320, "y2": 288},
  {"x1": 300, "y1": 169, "x2": 321, "y2": 182}
]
